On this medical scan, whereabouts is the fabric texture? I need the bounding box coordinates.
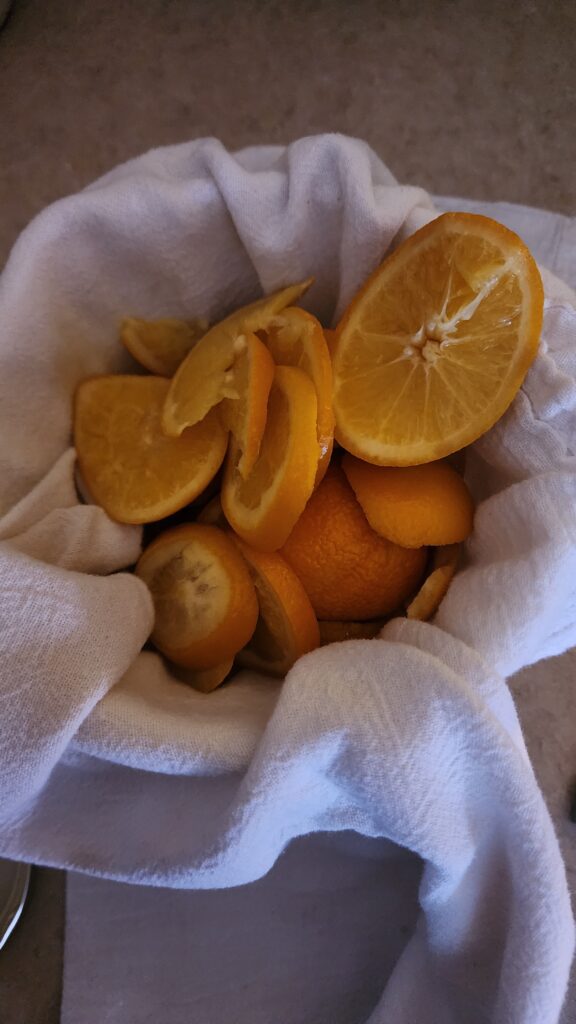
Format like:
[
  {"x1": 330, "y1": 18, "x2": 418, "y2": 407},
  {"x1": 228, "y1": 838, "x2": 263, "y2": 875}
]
[{"x1": 0, "y1": 135, "x2": 575, "y2": 1023}]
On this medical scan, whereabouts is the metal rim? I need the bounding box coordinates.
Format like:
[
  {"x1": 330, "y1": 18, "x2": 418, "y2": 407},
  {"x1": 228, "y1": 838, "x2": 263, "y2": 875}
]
[{"x1": 0, "y1": 861, "x2": 31, "y2": 950}]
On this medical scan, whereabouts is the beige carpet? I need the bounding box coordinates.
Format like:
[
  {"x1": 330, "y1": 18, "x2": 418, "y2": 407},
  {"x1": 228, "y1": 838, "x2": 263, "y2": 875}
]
[{"x1": 0, "y1": 1, "x2": 574, "y2": 1021}]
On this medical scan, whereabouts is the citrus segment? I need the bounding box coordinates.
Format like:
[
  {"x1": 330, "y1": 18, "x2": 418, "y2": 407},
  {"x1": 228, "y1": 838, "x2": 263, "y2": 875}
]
[
  {"x1": 221, "y1": 365, "x2": 319, "y2": 552},
  {"x1": 342, "y1": 455, "x2": 474, "y2": 548},
  {"x1": 263, "y1": 307, "x2": 334, "y2": 484},
  {"x1": 74, "y1": 376, "x2": 228, "y2": 524},
  {"x1": 220, "y1": 332, "x2": 275, "y2": 479},
  {"x1": 162, "y1": 279, "x2": 313, "y2": 436},
  {"x1": 136, "y1": 524, "x2": 258, "y2": 669},
  {"x1": 120, "y1": 317, "x2": 207, "y2": 377},
  {"x1": 234, "y1": 541, "x2": 320, "y2": 676},
  {"x1": 333, "y1": 212, "x2": 544, "y2": 465},
  {"x1": 406, "y1": 544, "x2": 460, "y2": 621},
  {"x1": 281, "y1": 464, "x2": 427, "y2": 620}
]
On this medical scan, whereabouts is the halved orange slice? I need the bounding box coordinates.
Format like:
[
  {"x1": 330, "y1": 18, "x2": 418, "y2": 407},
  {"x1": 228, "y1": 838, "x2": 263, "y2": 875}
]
[
  {"x1": 136, "y1": 524, "x2": 259, "y2": 669},
  {"x1": 406, "y1": 544, "x2": 460, "y2": 621},
  {"x1": 263, "y1": 307, "x2": 334, "y2": 484},
  {"x1": 234, "y1": 541, "x2": 320, "y2": 676},
  {"x1": 221, "y1": 365, "x2": 319, "y2": 551},
  {"x1": 162, "y1": 279, "x2": 312, "y2": 437},
  {"x1": 333, "y1": 213, "x2": 543, "y2": 465},
  {"x1": 74, "y1": 375, "x2": 227, "y2": 524},
  {"x1": 220, "y1": 332, "x2": 275, "y2": 479},
  {"x1": 120, "y1": 317, "x2": 207, "y2": 377}
]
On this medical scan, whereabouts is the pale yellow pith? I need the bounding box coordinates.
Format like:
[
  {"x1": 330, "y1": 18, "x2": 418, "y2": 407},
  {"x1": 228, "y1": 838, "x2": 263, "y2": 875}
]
[{"x1": 138, "y1": 538, "x2": 231, "y2": 650}]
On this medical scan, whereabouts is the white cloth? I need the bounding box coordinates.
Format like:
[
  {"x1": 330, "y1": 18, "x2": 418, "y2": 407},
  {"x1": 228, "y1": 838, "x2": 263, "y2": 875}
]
[{"x1": 0, "y1": 136, "x2": 575, "y2": 1023}]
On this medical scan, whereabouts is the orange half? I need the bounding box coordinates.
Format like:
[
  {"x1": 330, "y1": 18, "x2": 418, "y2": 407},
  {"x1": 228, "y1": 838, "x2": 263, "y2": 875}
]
[
  {"x1": 136, "y1": 524, "x2": 259, "y2": 669},
  {"x1": 333, "y1": 212, "x2": 543, "y2": 465},
  {"x1": 74, "y1": 375, "x2": 228, "y2": 524}
]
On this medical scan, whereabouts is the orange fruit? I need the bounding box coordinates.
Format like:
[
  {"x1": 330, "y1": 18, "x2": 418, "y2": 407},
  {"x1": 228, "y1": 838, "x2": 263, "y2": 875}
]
[
  {"x1": 234, "y1": 541, "x2": 320, "y2": 676},
  {"x1": 342, "y1": 455, "x2": 474, "y2": 548},
  {"x1": 406, "y1": 544, "x2": 460, "y2": 621},
  {"x1": 263, "y1": 307, "x2": 334, "y2": 484},
  {"x1": 332, "y1": 212, "x2": 544, "y2": 465},
  {"x1": 179, "y1": 659, "x2": 234, "y2": 693},
  {"x1": 120, "y1": 317, "x2": 207, "y2": 377},
  {"x1": 74, "y1": 376, "x2": 227, "y2": 524},
  {"x1": 282, "y1": 464, "x2": 427, "y2": 621},
  {"x1": 318, "y1": 619, "x2": 384, "y2": 645},
  {"x1": 219, "y1": 332, "x2": 275, "y2": 478},
  {"x1": 221, "y1": 365, "x2": 319, "y2": 552},
  {"x1": 136, "y1": 524, "x2": 259, "y2": 670},
  {"x1": 162, "y1": 279, "x2": 312, "y2": 437}
]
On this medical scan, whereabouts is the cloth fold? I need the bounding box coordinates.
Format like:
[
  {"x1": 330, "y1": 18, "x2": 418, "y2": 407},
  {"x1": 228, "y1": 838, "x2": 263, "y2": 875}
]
[{"x1": 0, "y1": 135, "x2": 575, "y2": 1023}]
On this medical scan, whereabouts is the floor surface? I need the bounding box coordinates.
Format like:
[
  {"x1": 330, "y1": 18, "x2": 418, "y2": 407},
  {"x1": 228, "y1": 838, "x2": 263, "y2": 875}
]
[{"x1": 0, "y1": 1, "x2": 574, "y2": 1021}]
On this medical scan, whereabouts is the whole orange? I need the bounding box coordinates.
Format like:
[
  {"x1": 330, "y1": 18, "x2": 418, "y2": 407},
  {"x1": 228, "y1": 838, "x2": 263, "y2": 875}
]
[{"x1": 281, "y1": 465, "x2": 427, "y2": 621}]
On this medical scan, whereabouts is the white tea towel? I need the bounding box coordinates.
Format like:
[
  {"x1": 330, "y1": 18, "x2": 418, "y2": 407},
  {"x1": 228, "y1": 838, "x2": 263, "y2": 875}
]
[{"x1": 0, "y1": 136, "x2": 575, "y2": 1023}]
